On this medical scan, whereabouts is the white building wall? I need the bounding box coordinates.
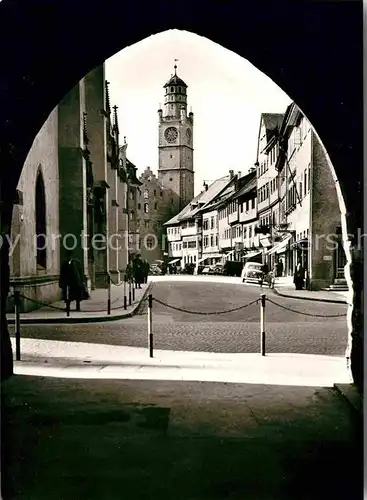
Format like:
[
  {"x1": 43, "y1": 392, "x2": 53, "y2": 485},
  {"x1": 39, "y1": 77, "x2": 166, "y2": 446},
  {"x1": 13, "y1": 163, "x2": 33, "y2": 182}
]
[
  {"x1": 286, "y1": 118, "x2": 312, "y2": 239},
  {"x1": 202, "y1": 209, "x2": 219, "y2": 259}
]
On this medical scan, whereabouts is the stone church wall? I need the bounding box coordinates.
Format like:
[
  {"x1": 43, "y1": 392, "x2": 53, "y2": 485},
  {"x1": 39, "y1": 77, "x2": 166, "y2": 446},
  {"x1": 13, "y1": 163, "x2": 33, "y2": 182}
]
[{"x1": 8, "y1": 107, "x2": 61, "y2": 312}]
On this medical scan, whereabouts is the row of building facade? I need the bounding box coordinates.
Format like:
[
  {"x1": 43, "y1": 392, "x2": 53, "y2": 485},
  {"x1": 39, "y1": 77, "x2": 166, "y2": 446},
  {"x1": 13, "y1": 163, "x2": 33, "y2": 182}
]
[
  {"x1": 166, "y1": 103, "x2": 346, "y2": 290},
  {"x1": 7, "y1": 63, "x2": 193, "y2": 311}
]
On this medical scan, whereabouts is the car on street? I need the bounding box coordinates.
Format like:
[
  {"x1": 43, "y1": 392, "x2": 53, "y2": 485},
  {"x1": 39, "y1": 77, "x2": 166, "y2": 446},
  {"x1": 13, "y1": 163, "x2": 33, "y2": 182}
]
[
  {"x1": 201, "y1": 265, "x2": 217, "y2": 275},
  {"x1": 241, "y1": 261, "x2": 264, "y2": 285}
]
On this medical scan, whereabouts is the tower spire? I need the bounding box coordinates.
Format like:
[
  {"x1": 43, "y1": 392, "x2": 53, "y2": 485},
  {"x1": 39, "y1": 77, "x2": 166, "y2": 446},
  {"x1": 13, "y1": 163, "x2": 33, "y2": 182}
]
[
  {"x1": 105, "y1": 81, "x2": 111, "y2": 114},
  {"x1": 112, "y1": 105, "x2": 119, "y2": 135}
]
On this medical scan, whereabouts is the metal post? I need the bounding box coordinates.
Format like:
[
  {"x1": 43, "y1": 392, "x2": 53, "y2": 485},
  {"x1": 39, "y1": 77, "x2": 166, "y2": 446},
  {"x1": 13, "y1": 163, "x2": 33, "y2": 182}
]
[
  {"x1": 260, "y1": 293, "x2": 266, "y2": 356},
  {"x1": 123, "y1": 279, "x2": 127, "y2": 310},
  {"x1": 14, "y1": 290, "x2": 21, "y2": 361},
  {"x1": 107, "y1": 275, "x2": 111, "y2": 315},
  {"x1": 148, "y1": 294, "x2": 153, "y2": 357},
  {"x1": 66, "y1": 285, "x2": 70, "y2": 317},
  {"x1": 132, "y1": 280, "x2": 135, "y2": 301},
  {"x1": 128, "y1": 281, "x2": 132, "y2": 306}
]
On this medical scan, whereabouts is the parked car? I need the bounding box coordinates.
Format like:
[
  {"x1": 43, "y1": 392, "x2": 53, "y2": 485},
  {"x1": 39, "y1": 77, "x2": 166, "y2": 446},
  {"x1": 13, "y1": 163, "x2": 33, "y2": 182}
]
[
  {"x1": 201, "y1": 265, "x2": 216, "y2": 275},
  {"x1": 241, "y1": 261, "x2": 264, "y2": 285},
  {"x1": 149, "y1": 264, "x2": 162, "y2": 275}
]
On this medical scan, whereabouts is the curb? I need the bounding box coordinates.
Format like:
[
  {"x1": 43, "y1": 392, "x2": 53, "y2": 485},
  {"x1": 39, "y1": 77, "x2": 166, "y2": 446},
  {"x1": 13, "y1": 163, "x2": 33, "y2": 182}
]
[
  {"x1": 273, "y1": 287, "x2": 348, "y2": 305},
  {"x1": 7, "y1": 283, "x2": 152, "y2": 325},
  {"x1": 333, "y1": 383, "x2": 363, "y2": 417}
]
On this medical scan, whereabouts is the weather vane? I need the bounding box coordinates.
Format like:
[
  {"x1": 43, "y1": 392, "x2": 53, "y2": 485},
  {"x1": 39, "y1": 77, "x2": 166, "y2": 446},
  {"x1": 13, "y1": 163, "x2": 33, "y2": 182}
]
[{"x1": 174, "y1": 58, "x2": 179, "y2": 73}]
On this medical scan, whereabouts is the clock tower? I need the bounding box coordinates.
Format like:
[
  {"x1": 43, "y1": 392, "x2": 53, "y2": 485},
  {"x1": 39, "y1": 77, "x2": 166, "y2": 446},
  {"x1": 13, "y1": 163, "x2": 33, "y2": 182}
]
[{"x1": 158, "y1": 64, "x2": 194, "y2": 211}]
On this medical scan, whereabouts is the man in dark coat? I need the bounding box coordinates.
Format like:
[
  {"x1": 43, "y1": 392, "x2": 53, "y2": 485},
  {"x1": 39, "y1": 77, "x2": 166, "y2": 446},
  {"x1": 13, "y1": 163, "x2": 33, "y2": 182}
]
[
  {"x1": 132, "y1": 254, "x2": 144, "y2": 289},
  {"x1": 59, "y1": 250, "x2": 86, "y2": 311},
  {"x1": 293, "y1": 259, "x2": 305, "y2": 290},
  {"x1": 143, "y1": 260, "x2": 149, "y2": 284}
]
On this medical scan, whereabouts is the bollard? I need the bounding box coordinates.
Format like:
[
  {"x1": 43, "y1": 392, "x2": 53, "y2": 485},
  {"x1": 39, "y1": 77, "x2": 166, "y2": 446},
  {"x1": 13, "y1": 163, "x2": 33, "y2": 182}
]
[
  {"x1": 260, "y1": 293, "x2": 266, "y2": 356},
  {"x1": 14, "y1": 290, "x2": 21, "y2": 361},
  {"x1": 107, "y1": 275, "x2": 111, "y2": 315},
  {"x1": 132, "y1": 281, "x2": 135, "y2": 302},
  {"x1": 148, "y1": 294, "x2": 153, "y2": 357},
  {"x1": 128, "y1": 281, "x2": 132, "y2": 306},
  {"x1": 66, "y1": 285, "x2": 70, "y2": 317},
  {"x1": 123, "y1": 280, "x2": 127, "y2": 310}
]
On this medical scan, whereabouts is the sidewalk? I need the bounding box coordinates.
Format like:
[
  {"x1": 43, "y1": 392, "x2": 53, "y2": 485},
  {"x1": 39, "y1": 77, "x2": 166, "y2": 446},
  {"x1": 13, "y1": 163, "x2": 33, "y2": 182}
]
[
  {"x1": 273, "y1": 285, "x2": 350, "y2": 304},
  {"x1": 7, "y1": 282, "x2": 151, "y2": 324},
  {"x1": 11, "y1": 338, "x2": 352, "y2": 388}
]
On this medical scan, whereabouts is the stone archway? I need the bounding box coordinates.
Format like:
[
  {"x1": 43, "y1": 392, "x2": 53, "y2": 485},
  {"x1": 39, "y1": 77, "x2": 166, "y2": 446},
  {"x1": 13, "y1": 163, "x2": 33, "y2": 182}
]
[{"x1": 0, "y1": 0, "x2": 362, "y2": 388}]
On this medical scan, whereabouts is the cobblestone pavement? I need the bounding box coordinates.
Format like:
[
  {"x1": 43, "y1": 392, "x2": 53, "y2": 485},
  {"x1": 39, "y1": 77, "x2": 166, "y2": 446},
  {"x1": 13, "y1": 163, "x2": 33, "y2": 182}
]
[{"x1": 10, "y1": 281, "x2": 349, "y2": 356}]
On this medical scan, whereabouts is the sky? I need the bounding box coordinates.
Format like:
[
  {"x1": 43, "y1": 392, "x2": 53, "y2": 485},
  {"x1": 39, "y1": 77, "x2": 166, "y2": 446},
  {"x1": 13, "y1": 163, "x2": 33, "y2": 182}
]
[{"x1": 106, "y1": 30, "x2": 292, "y2": 195}]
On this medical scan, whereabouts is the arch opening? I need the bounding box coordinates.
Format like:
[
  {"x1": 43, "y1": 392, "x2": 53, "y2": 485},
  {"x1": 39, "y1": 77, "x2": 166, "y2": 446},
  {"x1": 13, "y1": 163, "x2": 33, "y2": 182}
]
[{"x1": 0, "y1": 3, "x2": 362, "y2": 392}]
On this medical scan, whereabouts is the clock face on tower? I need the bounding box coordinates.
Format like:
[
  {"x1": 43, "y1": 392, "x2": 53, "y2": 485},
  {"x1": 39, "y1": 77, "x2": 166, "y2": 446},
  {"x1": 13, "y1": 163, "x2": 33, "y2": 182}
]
[
  {"x1": 186, "y1": 128, "x2": 192, "y2": 144},
  {"x1": 165, "y1": 127, "x2": 178, "y2": 143}
]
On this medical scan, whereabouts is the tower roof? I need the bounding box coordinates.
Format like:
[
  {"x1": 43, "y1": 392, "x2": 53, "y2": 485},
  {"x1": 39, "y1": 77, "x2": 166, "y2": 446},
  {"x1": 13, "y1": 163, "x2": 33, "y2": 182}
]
[{"x1": 163, "y1": 63, "x2": 187, "y2": 88}]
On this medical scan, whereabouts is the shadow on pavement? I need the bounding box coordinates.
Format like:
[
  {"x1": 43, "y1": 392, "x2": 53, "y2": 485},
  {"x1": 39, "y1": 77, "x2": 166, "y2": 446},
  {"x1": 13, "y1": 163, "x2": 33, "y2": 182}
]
[{"x1": 1, "y1": 375, "x2": 362, "y2": 500}]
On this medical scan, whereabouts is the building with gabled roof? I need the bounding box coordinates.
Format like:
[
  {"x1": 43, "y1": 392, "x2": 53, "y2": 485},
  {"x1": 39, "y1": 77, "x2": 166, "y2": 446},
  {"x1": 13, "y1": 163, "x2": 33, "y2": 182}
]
[{"x1": 164, "y1": 172, "x2": 237, "y2": 270}]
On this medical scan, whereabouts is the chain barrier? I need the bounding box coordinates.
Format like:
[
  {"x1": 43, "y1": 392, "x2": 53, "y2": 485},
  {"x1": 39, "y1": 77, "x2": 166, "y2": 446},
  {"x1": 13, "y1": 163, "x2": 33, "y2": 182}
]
[
  {"x1": 109, "y1": 275, "x2": 125, "y2": 287},
  {"x1": 152, "y1": 297, "x2": 260, "y2": 315},
  {"x1": 19, "y1": 294, "x2": 65, "y2": 311},
  {"x1": 16, "y1": 293, "x2": 124, "y2": 313},
  {"x1": 266, "y1": 297, "x2": 347, "y2": 318}
]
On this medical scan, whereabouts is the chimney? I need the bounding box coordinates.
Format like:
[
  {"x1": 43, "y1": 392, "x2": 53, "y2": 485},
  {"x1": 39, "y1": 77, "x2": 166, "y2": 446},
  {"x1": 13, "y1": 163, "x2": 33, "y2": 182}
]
[
  {"x1": 238, "y1": 171, "x2": 242, "y2": 178},
  {"x1": 229, "y1": 170, "x2": 234, "y2": 179},
  {"x1": 203, "y1": 181, "x2": 208, "y2": 191}
]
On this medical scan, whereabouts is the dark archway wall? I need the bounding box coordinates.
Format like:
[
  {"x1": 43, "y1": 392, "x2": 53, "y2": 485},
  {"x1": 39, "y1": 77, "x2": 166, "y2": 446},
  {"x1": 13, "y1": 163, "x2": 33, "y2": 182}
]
[
  {"x1": 0, "y1": 0, "x2": 362, "y2": 384},
  {"x1": 0, "y1": 0, "x2": 362, "y2": 229}
]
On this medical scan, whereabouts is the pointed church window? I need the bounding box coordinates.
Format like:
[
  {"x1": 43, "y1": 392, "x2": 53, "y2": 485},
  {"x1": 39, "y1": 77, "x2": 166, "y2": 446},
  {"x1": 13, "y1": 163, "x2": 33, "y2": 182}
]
[{"x1": 35, "y1": 170, "x2": 47, "y2": 269}]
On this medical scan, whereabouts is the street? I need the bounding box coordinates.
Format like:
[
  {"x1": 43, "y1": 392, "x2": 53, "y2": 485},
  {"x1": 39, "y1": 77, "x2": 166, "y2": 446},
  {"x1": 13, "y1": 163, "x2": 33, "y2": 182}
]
[{"x1": 9, "y1": 279, "x2": 349, "y2": 356}]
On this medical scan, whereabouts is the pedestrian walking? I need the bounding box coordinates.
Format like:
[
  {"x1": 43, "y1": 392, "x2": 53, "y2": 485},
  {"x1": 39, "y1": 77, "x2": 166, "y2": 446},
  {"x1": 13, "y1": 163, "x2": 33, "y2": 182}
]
[
  {"x1": 59, "y1": 250, "x2": 89, "y2": 311},
  {"x1": 277, "y1": 258, "x2": 284, "y2": 277},
  {"x1": 293, "y1": 259, "x2": 305, "y2": 290},
  {"x1": 133, "y1": 254, "x2": 144, "y2": 289}
]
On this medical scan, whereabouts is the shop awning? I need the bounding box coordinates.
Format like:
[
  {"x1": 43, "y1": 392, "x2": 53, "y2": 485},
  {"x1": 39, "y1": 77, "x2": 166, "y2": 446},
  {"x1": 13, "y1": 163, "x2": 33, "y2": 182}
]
[
  {"x1": 243, "y1": 250, "x2": 261, "y2": 260},
  {"x1": 266, "y1": 235, "x2": 292, "y2": 256},
  {"x1": 197, "y1": 256, "x2": 209, "y2": 264},
  {"x1": 169, "y1": 258, "x2": 181, "y2": 265},
  {"x1": 260, "y1": 236, "x2": 272, "y2": 248}
]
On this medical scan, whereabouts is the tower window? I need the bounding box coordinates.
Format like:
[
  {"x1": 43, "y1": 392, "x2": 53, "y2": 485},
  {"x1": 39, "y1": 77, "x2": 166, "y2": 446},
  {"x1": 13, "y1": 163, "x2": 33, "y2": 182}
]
[
  {"x1": 144, "y1": 203, "x2": 149, "y2": 213},
  {"x1": 143, "y1": 189, "x2": 149, "y2": 199},
  {"x1": 171, "y1": 86, "x2": 174, "y2": 92},
  {"x1": 153, "y1": 189, "x2": 156, "y2": 196},
  {"x1": 178, "y1": 86, "x2": 181, "y2": 93},
  {"x1": 154, "y1": 202, "x2": 157, "y2": 210},
  {"x1": 138, "y1": 203, "x2": 141, "y2": 210}
]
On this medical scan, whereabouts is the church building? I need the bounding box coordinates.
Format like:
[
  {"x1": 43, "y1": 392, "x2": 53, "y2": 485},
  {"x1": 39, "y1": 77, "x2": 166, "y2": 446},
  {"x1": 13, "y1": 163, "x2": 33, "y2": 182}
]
[{"x1": 7, "y1": 64, "x2": 139, "y2": 312}]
